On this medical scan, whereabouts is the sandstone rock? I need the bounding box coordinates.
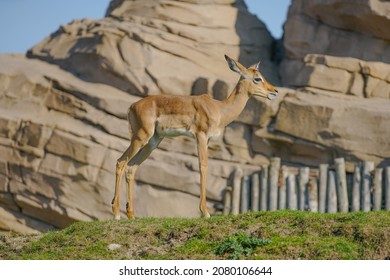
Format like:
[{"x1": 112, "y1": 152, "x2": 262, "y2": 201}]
[
  {"x1": 0, "y1": 55, "x2": 133, "y2": 232},
  {"x1": 134, "y1": 183, "x2": 209, "y2": 218},
  {"x1": 365, "y1": 77, "x2": 390, "y2": 99},
  {"x1": 236, "y1": 96, "x2": 274, "y2": 127},
  {"x1": 46, "y1": 130, "x2": 107, "y2": 167},
  {"x1": 298, "y1": 0, "x2": 390, "y2": 41},
  {"x1": 28, "y1": 0, "x2": 279, "y2": 97},
  {"x1": 251, "y1": 127, "x2": 333, "y2": 167},
  {"x1": 0, "y1": 174, "x2": 8, "y2": 192},
  {"x1": 281, "y1": 54, "x2": 390, "y2": 100},
  {"x1": 294, "y1": 65, "x2": 351, "y2": 93},
  {"x1": 361, "y1": 61, "x2": 390, "y2": 81},
  {"x1": 349, "y1": 74, "x2": 365, "y2": 98},
  {"x1": 274, "y1": 91, "x2": 390, "y2": 165},
  {"x1": 283, "y1": 0, "x2": 390, "y2": 63},
  {"x1": 0, "y1": 207, "x2": 48, "y2": 233},
  {"x1": 0, "y1": 161, "x2": 7, "y2": 176},
  {"x1": 39, "y1": 153, "x2": 100, "y2": 183},
  {"x1": 304, "y1": 54, "x2": 361, "y2": 73}
]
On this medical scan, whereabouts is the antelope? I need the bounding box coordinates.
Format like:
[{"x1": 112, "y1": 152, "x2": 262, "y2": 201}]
[{"x1": 112, "y1": 55, "x2": 278, "y2": 219}]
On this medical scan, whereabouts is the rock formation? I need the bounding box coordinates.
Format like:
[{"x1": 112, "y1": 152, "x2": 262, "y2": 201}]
[
  {"x1": 276, "y1": 0, "x2": 390, "y2": 169},
  {"x1": 282, "y1": 0, "x2": 390, "y2": 64},
  {"x1": 28, "y1": 0, "x2": 279, "y2": 95},
  {"x1": 1, "y1": 0, "x2": 390, "y2": 233}
]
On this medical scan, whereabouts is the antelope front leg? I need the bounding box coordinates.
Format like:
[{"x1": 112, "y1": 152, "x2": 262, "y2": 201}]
[{"x1": 196, "y1": 132, "x2": 211, "y2": 218}]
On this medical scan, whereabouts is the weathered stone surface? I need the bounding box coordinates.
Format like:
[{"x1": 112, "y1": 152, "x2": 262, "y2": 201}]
[
  {"x1": 0, "y1": 207, "x2": 49, "y2": 234},
  {"x1": 281, "y1": 54, "x2": 390, "y2": 99},
  {"x1": 252, "y1": 127, "x2": 334, "y2": 167},
  {"x1": 0, "y1": 174, "x2": 8, "y2": 192},
  {"x1": 134, "y1": 183, "x2": 209, "y2": 218},
  {"x1": 293, "y1": 64, "x2": 351, "y2": 93},
  {"x1": 274, "y1": 91, "x2": 390, "y2": 164},
  {"x1": 236, "y1": 96, "x2": 274, "y2": 127},
  {"x1": 283, "y1": 0, "x2": 390, "y2": 63},
  {"x1": 46, "y1": 130, "x2": 106, "y2": 167},
  {"x1": 28, "y1": 0, "x2": 279, "y2": 97},
  {"x1": 298, "y1": 0, "x2": 390, "y2": 41},
  {"x1": 366, "y1": 78, "x2": 390, "y2": 99}
]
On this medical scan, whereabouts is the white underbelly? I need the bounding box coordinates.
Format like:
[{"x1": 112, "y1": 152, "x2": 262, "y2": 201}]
[{"x1": 156, "y1": 127, "x2": 195, "y2": 138}]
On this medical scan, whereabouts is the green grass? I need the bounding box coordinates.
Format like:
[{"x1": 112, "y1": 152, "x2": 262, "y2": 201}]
[{"x1": 1, "y1": 211, "x2": 389, "y2": 260}]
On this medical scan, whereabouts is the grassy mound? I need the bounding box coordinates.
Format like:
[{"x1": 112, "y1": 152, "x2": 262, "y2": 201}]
[{"x1": 1, "y1": 211, "x2": 389, "y2": 260}]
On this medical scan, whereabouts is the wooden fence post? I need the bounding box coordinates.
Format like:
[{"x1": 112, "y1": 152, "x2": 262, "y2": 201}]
[
  {"x1": 327, "y1": 170, "x2": 337, "y2": 213},
  {"x1": 362, "y1": 161, "x2": 374, "y2": 211},
  {"x1": 373, "y1": 168, "x2": 383, "y2": 211},
  {"x1": 352, "y1": 163, "x2": 361, "y2": 212},
  {"x1": 251, "y1": 172, "x2": 260, "y2": 211},
  {"x1": 278, "y1": 166, "x2": 287, "y2": 210},
  {"x1": 298, "y1": 167, "x2": 309, "y2": 211},
  {"x1": 287, "y1": 173, "x2": 297, "y2": 210},
  {"x1": 223, "y1": 186, "x2": 232, "y2": 215},
  {"x1": 260, "y1": 165, "x2": 268, "y2": 211},
  {"x1": 335, "y1": 158, "x2": 349, "y2": 212},
  {"x1": 319, "y1": 164, "x2": 328, "y2": 213},
  {"x1": 240, "y1": 175, "x2": 250, "y2": 213},
  {"x1": 308, "y1": 178, "x2": 318, "y2": 212},
  {"x1": 232, "y1": 167, "x2": 243, "y2": 215},
  {"x1": 269, "y1": 157, "x2": 280, "y2": 211},
  {"x1": 386, "y1": 167, "x2": 390, "y2": 211}
]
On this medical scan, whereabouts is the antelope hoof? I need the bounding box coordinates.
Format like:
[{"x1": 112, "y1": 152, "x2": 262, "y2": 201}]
[
  {"x1": 127, "y1": 212, "x2": 134, "y2": 219},
  {"x1": 126, "y1": 203, "x2": 134, "y2": 219},
  {"x1": 203, "y1": 212, "x2": 211, "y2": 219}
]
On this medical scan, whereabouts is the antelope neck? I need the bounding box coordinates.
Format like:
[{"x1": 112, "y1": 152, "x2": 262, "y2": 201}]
[{"x1": 219, "y1": 81, "x2": 250, "y2": 127}]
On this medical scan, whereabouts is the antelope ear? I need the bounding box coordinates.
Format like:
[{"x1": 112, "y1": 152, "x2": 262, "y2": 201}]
[
  {"x1": 224, "y1": 55, "x2": 248, "y2": 77},
  {"x1": 255, "y1": 61, "x2": 261, "y2": 71}
]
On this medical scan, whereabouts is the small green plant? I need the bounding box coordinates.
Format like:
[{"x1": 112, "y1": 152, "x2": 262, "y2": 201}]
[{"x1": 214, "y1": 232, "x2": 271, "y2": 260}]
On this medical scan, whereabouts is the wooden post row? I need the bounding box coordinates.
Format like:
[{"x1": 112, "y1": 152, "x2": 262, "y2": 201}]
[
  {"x1": 327, "y1": 170, "x2": 337, "y2": 213},
  {"x1": 335, "y1": 158, "x2": 349, "y2": 212},
  {"x1": 308, "y1": 178, "x2": 318, "y2": 212},
  {"x1": 232, "y1": 167, "x2": 243, "y2": 215},
  {"x1": 223, "y1": 186, "x2": 232, "y2": 215},
  {"x1": 260, "y1": 165, "x2": 268, "y2": 211},
  {"x1": 373, "y1": 168, "x2": 383, "y2": 211},
  {"x1": 240, "y1": 175, "x2": 250, "y2": 213},
  {"x1": 269, "y1": 157, "x2": 280, "y2": 211},
  {"x1": 298, "y1": 167, "x2": 309, "y2": 211},
  {"x1": 251, "y1": 172, "x2": 260, "y2": 212},
  {"x1": 318, "y1": 164, "x2": 328, "y2": 213},
  {"x1": 362, "y1": 161, "x2": 374, "y2": 211},
  {"x1": 226, "y1": 158, "x2": 390, "y2": 215},
  {"x1": 287, "y1": 173, "x2": 297, "y2": 210},
  {"x1": 352, "y1": 164, "x2": 361, "y2": 212},
  {"x1": 278, "y1": 166, "x2": 287, "y2": 210}
]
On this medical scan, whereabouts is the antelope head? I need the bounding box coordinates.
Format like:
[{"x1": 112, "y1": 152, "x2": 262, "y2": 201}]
[{"x1": 225, "y1": 55, "x2": 278, "y2": 100}]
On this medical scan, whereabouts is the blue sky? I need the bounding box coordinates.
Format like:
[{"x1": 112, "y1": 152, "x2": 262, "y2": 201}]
[{"x1": 0, "y1": 0, "x2": 291, "y2": 54}]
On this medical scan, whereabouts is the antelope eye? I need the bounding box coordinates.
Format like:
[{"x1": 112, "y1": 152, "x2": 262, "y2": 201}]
[{"x1": 253, "y1": 77, "x2": 263, "y2": 83}]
